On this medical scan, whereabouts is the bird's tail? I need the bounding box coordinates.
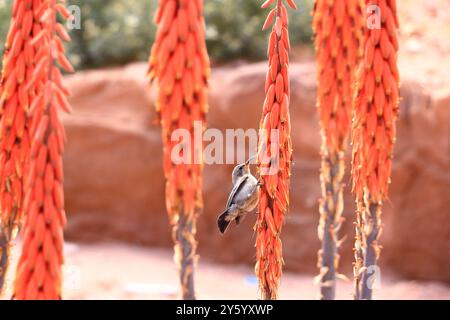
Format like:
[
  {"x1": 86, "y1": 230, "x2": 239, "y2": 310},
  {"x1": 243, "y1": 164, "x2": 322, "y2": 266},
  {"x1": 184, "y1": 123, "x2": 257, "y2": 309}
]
[{"x1": 217, "y1": 210, "x2": 231, "y2": 234}]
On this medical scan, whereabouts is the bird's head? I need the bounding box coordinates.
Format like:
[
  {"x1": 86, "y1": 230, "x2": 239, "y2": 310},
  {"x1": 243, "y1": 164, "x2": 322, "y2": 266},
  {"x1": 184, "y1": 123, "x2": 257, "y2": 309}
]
[{"x1": 231, "y1": 155, "x2": 256, "y2": 184}]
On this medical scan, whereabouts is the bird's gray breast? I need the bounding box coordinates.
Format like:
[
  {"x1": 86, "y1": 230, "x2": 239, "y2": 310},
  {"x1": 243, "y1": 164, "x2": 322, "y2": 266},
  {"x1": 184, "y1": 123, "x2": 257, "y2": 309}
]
[{"x1": 226, "y1": 175, "x2": 259, "y2": 211}]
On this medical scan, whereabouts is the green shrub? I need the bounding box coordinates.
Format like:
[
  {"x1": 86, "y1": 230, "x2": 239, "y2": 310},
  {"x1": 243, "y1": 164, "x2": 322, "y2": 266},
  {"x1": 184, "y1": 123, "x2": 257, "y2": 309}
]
[{"x1": 0, "y1": 0, "x2": 313, "y2": 70}]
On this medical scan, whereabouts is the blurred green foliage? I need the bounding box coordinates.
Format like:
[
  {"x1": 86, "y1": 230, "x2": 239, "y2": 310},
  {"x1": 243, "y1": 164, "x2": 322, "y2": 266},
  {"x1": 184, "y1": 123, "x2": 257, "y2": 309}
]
[
  {"x1": 0, "y1": 0, "x2": 313, "y2": 70},
  {"x1": 204, "y1": 0, "x2": 313, "y2": 62},
  {"x1": 0, "y1": 1, "x2": 10, "y2": 53}
]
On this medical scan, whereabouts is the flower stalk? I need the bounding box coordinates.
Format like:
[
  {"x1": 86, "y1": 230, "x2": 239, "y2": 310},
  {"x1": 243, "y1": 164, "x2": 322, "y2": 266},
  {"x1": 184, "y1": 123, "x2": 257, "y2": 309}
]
[
  {"x1": 312, "y1": 0, "x2": 364, "y2": 299},
  {"x1": 0, "y1": 0, "x2": 47, "y2": 295},
  {"x1": 148, "y1": 0, "x2": 210, "y2": 300},
  {"x1": 351, "y1": 0, "x2": 400, "y2": 300},
  {"x1": 13, "y1": 0, "x2": 73, "y2": 300},
  {"x1": 255, "y1": 0, "x2": 296, "y2": 300}
]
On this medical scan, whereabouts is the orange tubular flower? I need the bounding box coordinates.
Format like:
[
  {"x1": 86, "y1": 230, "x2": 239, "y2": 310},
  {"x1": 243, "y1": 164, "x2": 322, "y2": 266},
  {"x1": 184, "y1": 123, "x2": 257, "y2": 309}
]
[
  {"x1": 255, "y1": 0, "x2": 295, "y2": 300},
  {"x1": 351, "y1": 0, "x2": 399, "y2": 300},
  {"x1": 13, "y1": 0, "x2": 73, "y2": 300},
  {"x1": 148, "y1": 0, "x2": 210, "y2": 300},
  {"x1": 0, "y1": 0, "x2": 45, "y2": 293},
  {"x1": 312, "y1": 0, "x2": 364, "y2": 299}
]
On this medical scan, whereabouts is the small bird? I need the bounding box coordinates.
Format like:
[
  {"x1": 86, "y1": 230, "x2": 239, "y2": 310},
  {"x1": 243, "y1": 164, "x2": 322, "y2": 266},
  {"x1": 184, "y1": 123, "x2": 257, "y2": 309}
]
[{"x1": 217, "y1": 156, "x2": 260, "y2": 234}]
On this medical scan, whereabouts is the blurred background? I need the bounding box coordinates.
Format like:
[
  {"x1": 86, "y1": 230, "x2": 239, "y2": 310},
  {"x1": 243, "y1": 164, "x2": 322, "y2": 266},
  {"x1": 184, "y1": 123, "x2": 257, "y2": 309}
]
[
  {"x1": 0, "y1": 0, "x2": 449, "y2": 299},
  {"x1": 1, "y1": 0, "x2": 314, "y2": 69}
]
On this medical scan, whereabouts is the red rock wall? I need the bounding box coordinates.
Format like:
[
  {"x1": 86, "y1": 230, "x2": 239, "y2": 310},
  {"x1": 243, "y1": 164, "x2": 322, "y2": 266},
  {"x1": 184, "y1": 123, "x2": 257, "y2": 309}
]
[{"x1": 62, "y1": 62, "x2": 450, "y2": 282}]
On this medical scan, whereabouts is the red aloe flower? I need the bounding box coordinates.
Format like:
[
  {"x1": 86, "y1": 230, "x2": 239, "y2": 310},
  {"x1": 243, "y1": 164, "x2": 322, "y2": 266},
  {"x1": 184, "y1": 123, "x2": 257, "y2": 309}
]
[
  {"x1": 13, "y1": 0, "x2": 73, "y2": 300},
  {"x1": 312, "y1": 0, "x2": 364, "y2": 299},
  {"x1": 351, "y1": 0, "x2": 400, "y2": 300},
  {"x1": 148, "y1": 0, "x2": 210, "y2": 300},
  {"x1": 255, "y1": 0, "x2": 296, "y2": 300},
  {"x1": 0, "y1": 0, "x2": 46, "y2": 293}
]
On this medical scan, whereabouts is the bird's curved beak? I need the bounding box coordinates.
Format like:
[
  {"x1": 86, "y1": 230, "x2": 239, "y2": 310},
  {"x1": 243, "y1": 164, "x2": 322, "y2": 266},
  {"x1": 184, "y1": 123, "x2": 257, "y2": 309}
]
[{"x1": 245, "y1": 154, "x2": 257, "y2": 166}]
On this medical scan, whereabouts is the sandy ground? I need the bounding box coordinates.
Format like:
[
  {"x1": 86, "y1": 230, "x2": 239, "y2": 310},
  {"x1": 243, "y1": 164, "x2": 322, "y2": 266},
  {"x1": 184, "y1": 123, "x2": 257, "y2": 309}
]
[{"x1": 3, "y1": 242, "x2": 449, "y2": 300}]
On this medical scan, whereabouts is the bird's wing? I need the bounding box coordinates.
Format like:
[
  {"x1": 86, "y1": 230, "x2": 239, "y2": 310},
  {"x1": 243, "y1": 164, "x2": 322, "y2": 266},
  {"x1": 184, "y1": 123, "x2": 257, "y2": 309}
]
[{"x1": 226, "y1": 176, "x2": 248, "y2": 209}]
